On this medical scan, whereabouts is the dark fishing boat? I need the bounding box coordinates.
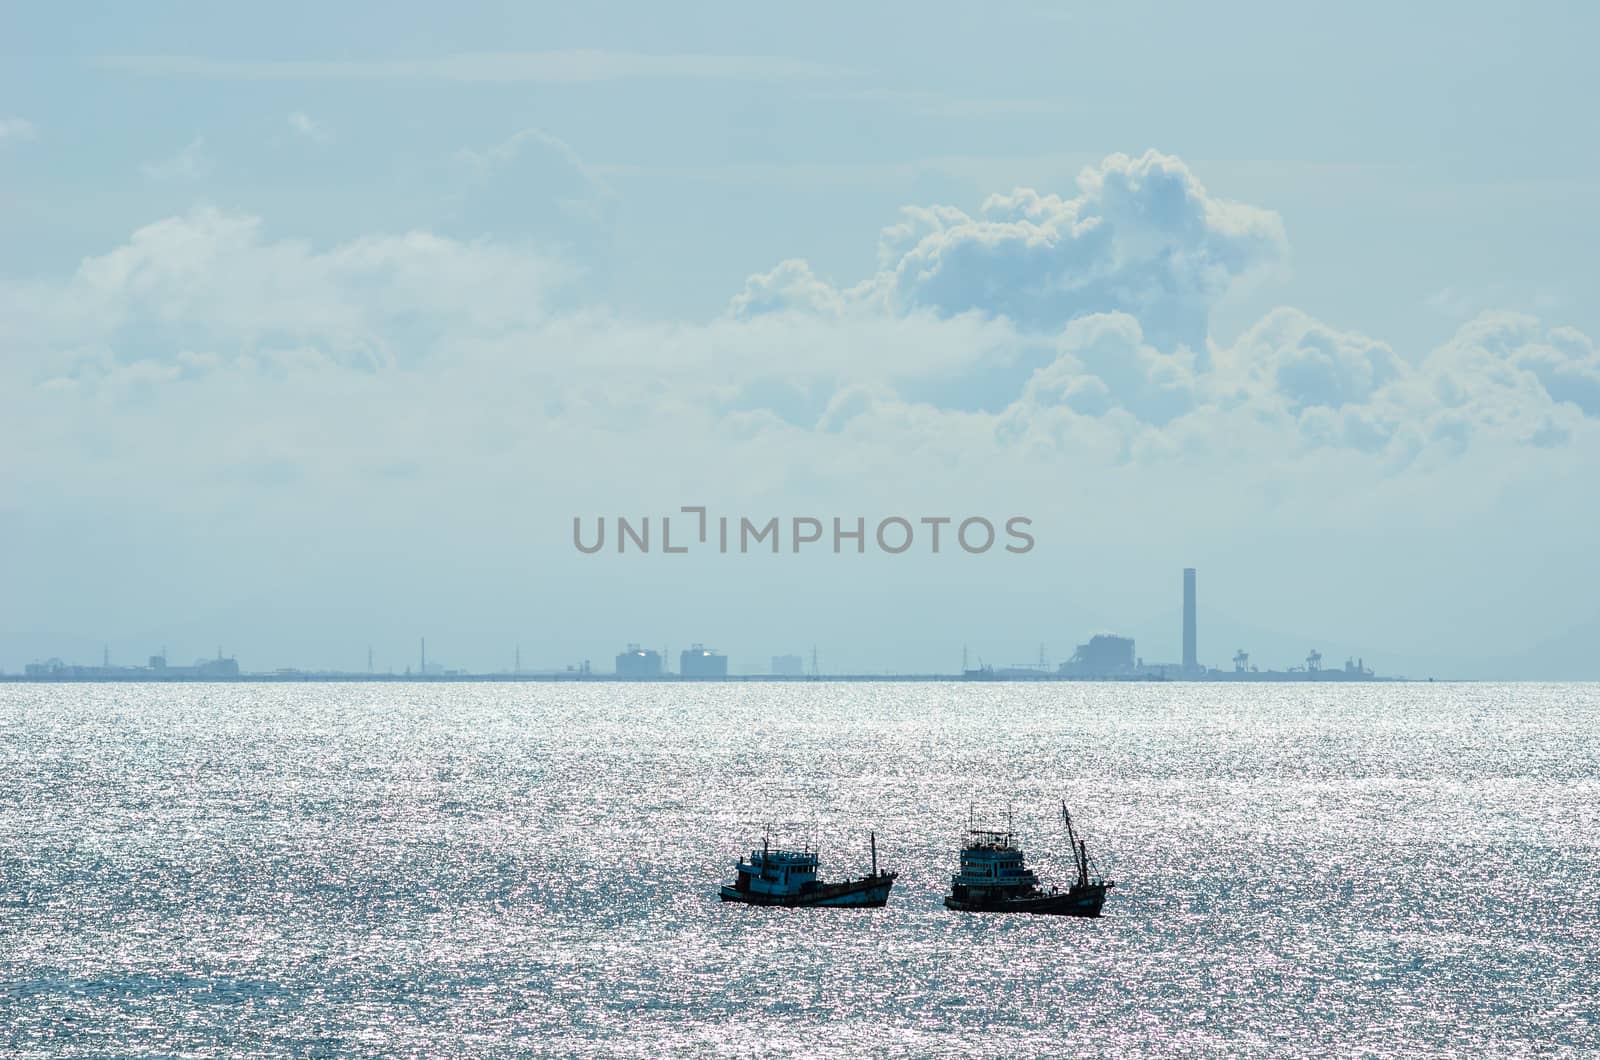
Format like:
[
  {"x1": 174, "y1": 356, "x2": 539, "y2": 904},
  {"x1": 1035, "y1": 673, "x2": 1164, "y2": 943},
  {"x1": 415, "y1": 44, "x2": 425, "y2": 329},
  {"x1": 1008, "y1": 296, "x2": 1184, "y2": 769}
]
[
  {"x1": 719, "y1": 831, "x2": 896, "y2": 908},
  {"x1": 943, "y1": 803, "x2": 1114, "y2": 916}
]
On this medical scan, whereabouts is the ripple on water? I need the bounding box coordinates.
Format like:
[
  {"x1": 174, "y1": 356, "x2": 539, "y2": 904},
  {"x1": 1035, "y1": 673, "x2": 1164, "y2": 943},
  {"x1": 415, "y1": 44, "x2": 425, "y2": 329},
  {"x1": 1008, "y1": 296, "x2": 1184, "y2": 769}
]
[{"x1": 1, "y1": 682, "x2": 1597, "y2": 1056}]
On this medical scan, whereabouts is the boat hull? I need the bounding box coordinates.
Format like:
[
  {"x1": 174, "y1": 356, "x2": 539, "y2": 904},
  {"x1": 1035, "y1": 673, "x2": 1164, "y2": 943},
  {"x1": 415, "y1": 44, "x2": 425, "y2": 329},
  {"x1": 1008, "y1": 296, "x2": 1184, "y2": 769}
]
[
  {"x1": 720, "y1": 872, "x2": 896, "y2": 908},
  {"x1": 943, "y1": 883, "x2": 1110, "y2": 917}
]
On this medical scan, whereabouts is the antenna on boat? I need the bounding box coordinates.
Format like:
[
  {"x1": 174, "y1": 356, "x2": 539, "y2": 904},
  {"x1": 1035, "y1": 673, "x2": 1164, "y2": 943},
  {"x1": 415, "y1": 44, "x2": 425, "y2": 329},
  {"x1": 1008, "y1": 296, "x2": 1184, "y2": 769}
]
[{"x1": 870, "y1": 831, "x2": 878, "y2": 877}]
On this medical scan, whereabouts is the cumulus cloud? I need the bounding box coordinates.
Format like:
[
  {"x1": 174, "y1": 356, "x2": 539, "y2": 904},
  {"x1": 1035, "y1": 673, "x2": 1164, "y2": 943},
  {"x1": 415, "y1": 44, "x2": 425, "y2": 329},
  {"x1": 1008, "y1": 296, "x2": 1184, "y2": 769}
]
[
  {"x1": 729, "y1": 260, "x2": 850, "y2": 319},
  {"x1": 5, "y1": 208, "x2": 572, "y2": 381},
  {"x1": 1409, "y1": 313, "x2": 1600, "y2": 435},
  {"x1": 735, "y1": 150, "x2": 1287, "y2": 354},
  {"x1": 1219, "y1": 307, "x2": 1402, "y2": 412},
  {"x1": 1217, "y1": 310, "x2": 1599, "y2": 460},
  {"x1": 891, "y1": 154, "x2": 1285, "y2": 349},
  {"x1": 6, "y1": 152, "x2": 1600, "y2": 521},
  {"x1": 953, "y1": 302, "x2": 1600, "y2": 474},
  {"x1": 1505, "y1": 322, "x2": 1600, "y2": 416},
  {"x1": 718, "y1": 146, "x2": 1600, "y2": 474},
  {"x1": 1021, "y1": 313, "x2": 1198, "y2": 426}
]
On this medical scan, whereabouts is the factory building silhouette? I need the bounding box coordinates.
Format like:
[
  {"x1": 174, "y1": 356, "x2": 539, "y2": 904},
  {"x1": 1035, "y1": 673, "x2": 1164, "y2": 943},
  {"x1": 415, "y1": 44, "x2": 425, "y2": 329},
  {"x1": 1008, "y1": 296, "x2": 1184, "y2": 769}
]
[
  {"x1": 1056, "y1": 568, "x2": 1199, "y2": 678},
  {"x1": 23, "y1": 649, "x2": 240, "y2": 680},
  {"x1": 11, "y1": 567, "x2": 1387, "y2": 682},
  {"x1": 1059, "y1": 635, "x2": 1137, "y2": 677}
]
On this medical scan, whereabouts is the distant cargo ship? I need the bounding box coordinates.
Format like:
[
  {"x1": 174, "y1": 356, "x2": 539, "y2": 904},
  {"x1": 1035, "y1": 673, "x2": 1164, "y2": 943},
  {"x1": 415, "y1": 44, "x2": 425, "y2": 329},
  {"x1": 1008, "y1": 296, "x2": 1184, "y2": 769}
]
[
  {"x1": 944, "y1": 804, "x2": 1114, "y2": 917},
  {"x1": 719, "y1": 832, "x2": 896, "y2": 908}
]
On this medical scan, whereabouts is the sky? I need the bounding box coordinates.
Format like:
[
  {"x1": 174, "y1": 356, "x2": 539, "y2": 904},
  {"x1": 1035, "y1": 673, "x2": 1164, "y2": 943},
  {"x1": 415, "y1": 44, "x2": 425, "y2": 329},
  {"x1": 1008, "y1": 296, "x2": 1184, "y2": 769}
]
[{"x1": 3, "y1": 1, "x2": 1600, "y2": 678}]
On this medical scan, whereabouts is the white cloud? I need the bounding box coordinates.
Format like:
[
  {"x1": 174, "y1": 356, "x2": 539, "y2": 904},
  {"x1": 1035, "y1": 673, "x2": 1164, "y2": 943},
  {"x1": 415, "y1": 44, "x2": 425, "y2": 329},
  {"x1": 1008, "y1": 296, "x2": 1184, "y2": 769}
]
[
  {"x1": 7, "y1": 152, "x2": 1597, "y2": 514},
  {"x1": 1523, "y1": 325, "x2": 1600, "y2": 414},
  {"x1": 735, "y1": 150, "x2": 1288, "y2": 353},
  {"x1": 1024, "y1": 313, "x2": 1199, "y2": 426},
  {"x1": 1424, "y1": 313, "x2": 1600, "y2": 422},
  {"x1": 711, "y1": 150, "x2": 1600, "y2": 479},
  {"x1": 5, "y1": 156, "x2": 1599, "y2": 540},
  {"x1": 3, "y1": 208, "x2": 573, "y2": 384},
  {"x1": 730, "y1": 260, "x2": 850, "y2": 319},
  {"x1": 1218, "y1": 307, "x2": 1402, "y2": 412}
]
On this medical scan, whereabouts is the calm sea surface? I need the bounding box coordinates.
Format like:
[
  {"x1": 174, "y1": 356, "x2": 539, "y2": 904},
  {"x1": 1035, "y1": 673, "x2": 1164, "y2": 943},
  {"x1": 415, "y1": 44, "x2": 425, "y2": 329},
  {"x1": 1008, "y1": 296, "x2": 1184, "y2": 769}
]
[{"x1": 2, "y1": 682, "x2": 1597, "y2": 1056}]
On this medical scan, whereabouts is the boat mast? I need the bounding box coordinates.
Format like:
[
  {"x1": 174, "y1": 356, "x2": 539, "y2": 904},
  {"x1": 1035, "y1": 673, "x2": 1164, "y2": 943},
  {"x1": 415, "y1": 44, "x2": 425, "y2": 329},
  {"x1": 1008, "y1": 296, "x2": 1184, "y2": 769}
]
[
  {"x1": 1063, "y1": 802, "x2": 1089, "y2": 887},
  {"x1": 870, "y1": 831, "x2": 878, "y2": 877}
]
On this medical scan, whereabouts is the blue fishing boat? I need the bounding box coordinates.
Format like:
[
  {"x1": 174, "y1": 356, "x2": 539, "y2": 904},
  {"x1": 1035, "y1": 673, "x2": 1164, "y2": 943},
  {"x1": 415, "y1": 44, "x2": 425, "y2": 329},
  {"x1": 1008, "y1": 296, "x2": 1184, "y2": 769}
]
[
  {"x1": 944, "y1": 803, "x2": 1114, "y2": 916},
  {"x1": 720, "y1": 832, "x2": 896, "y2": 908}
]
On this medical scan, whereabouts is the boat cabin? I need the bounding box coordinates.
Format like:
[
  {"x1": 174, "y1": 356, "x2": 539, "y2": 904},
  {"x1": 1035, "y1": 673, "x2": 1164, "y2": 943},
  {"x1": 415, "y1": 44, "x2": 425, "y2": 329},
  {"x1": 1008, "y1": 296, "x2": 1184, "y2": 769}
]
[
  {"x1": 731, "y1": 846, "x2": 823, "y2": 898},
  {"x1": 949, "y1": 829, "x2": 1042, "y2": 901}
]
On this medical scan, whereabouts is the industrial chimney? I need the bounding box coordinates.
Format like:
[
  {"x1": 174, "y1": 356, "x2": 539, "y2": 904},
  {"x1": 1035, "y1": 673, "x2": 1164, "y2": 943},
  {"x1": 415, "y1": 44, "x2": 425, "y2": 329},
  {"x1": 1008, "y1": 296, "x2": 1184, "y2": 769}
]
[{"x1": 1182, "y1": 568, "x2": 1198, "y2": 673}]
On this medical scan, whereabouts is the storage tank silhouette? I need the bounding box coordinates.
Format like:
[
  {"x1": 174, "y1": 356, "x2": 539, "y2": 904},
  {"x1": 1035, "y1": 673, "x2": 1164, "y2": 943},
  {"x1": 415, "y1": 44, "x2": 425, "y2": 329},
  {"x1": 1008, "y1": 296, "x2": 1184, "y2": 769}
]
[{"x1": 680, "y1": 644, "x2": 728, "y2": 678}]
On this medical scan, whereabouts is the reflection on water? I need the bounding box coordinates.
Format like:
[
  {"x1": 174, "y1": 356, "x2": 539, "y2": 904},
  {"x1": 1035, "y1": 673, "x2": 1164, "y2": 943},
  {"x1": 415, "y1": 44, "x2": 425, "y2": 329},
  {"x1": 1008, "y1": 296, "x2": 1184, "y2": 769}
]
[{"x1": 1, "y1": 682, "x2": 1596, "y2": 1055}]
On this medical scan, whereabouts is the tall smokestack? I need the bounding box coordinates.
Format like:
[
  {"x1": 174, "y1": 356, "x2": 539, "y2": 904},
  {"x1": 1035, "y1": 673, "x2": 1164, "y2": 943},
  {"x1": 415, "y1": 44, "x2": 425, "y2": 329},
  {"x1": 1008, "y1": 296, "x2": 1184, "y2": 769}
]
[{"x1": 1182, "y1": 568, "x2": 1197, "y2": 673}]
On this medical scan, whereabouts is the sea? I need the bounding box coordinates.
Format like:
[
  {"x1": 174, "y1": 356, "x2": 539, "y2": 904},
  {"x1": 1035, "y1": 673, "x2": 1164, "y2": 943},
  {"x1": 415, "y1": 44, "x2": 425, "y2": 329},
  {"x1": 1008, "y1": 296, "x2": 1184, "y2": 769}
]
[{"x1": 1, "y1": 682, "x2": 1596, "y2": 1057}]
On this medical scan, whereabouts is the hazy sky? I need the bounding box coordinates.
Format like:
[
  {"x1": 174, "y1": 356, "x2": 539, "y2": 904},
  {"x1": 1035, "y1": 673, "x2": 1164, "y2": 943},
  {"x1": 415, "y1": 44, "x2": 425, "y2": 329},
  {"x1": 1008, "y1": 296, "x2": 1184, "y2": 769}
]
[{"x1": 4, "y1": 2, "x2": 1600, "y2": 678}]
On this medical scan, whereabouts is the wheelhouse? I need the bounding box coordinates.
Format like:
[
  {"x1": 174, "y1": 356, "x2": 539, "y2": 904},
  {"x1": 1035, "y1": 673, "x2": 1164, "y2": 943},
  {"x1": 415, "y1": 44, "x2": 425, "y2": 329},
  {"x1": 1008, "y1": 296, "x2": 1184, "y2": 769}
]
[
  {"x1": 731, "y1": 846, "x2": 822, "y2": 897},
  {"x1": 950, "y1": 829, "x2": 1042, "y2": 900}
]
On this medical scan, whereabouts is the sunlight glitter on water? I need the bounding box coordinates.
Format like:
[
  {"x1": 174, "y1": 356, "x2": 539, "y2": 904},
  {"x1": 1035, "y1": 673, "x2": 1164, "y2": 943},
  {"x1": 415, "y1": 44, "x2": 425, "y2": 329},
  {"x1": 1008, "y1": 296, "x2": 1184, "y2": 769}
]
[{"x1": 2, "y1": 682, "x2": 1597, "y2": 1056}]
